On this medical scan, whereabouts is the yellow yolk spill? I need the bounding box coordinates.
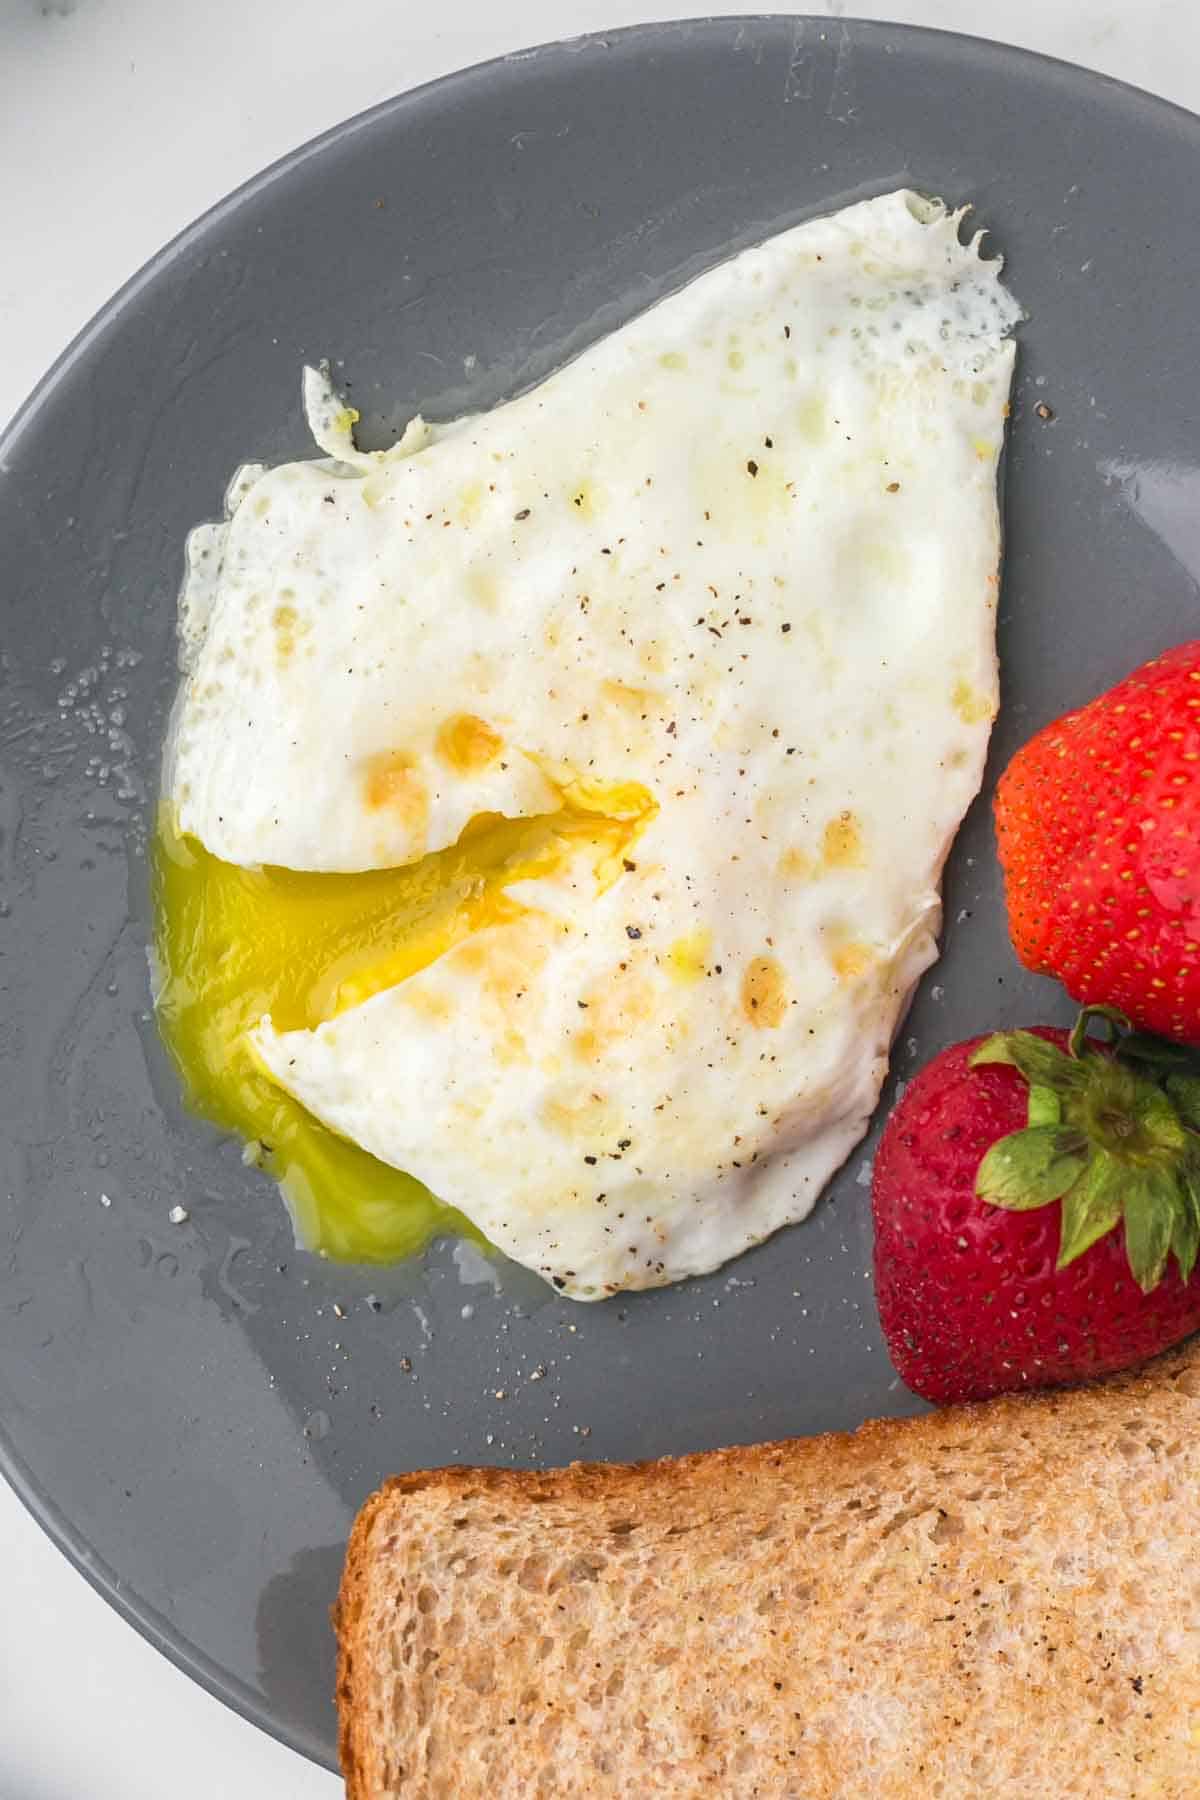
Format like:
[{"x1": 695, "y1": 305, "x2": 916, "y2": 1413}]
[{"x1": 152, "y1": 778, "x2": 655, "y2": 1263}]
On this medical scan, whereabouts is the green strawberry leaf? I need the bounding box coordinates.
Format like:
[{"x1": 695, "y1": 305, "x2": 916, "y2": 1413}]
[
  {"x1": 1056, "y1": 1153, "x2": 1121, "y2": 1269},
  {"x1": 1119, "y1": 1032, "x2": 1200, "y2": 1074},
  {"x1": 970, "y1": 1031, "x2": 1085, "y2": 1094},
  {"x1": 1122, "y1": 1168, "x2": 1180, "y2": 1294},
  {"x1": 1026, "y1": 1084, "x2": 1062, "y2": 1127},
  {"x1": 1178, "y1": 1160, "x2": 1200, "y2": 1284},
  {"x1": 1182, "y1": 1156, "x2": 1200, "y2": 1228},
  {"x1": 967, "y1": 1010, "x2": 1200, "y2": 1293},
  {"x1": 1166, "y1": 1073, "x2": 1200, "y2": 1134},
  {"x1": 1138, "y1": 1083, "x2": 1192, "y2": 1154},
  {"x1": 976, "y1": 1125, "x2": 1087, "y2": 1211},
  {"x1": 1172, "y1": 1200, "x2": 1200, "y2": 1286}
]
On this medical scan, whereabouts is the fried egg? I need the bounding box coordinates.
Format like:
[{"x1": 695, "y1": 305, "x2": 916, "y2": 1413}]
[{"x1": 162, "y1": 189, "x2": 1019, "y2": 1297}]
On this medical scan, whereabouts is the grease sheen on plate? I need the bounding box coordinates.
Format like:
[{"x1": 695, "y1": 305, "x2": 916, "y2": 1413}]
[{"x1": 3, "y1": 19, "x2": 1200, "y2": 1772}]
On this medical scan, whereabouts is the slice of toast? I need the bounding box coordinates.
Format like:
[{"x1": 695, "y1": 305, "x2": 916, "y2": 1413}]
[{"x1": 336, "y1": 1340, "x2": 1200, "y2": 1797}]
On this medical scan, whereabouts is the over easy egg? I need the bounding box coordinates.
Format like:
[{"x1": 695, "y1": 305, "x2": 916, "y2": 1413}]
[{"x1": 159, "y1": 189, "x2": 1019, "y2": 1297}]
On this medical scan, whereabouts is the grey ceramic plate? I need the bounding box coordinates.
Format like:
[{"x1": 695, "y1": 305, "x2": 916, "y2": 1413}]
[{"x1": 3, "y1": 14, "x2": 1200, "y2": 1772}]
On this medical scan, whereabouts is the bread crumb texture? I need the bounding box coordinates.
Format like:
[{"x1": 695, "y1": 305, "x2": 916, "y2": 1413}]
[{"x1": 336, "y1": 1339, "x2": 1200, "y2": 1797}]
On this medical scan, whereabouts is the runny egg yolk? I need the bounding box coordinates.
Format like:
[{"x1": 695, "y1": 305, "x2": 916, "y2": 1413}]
[{"x1": 151, "y1": 780, "x2": 655, "y2": 1262}]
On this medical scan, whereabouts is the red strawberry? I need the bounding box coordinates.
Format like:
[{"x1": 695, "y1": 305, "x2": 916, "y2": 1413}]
[
  {"x1": 995, "y1": 639, "x2": 1200, "y2": 1044},
  {"x1": 872, "y1": 1011, "x2": 1200, "y2": 1404}
]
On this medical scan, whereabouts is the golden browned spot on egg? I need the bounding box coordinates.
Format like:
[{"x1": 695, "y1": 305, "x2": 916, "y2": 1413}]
[
  {"x1": 741, "y1": 954, "x2": 789, "y2": 1028},
  {"x1": 435, "y1": 712, "x2": 503, "y2": 775},
  {"x1": 570, "y1": 1030, "x2": 603, "y2": 1065},
  {"x1": 777, "y1": 846, "x2": 813, "y2": 881},
  {"x1": 542, "y1": 1085, "x2": 615, "y2": 1143},
  {"x1": 572, "y1": 966, "x2": 656, "y2": 1061},
  {"x1": 466, "y1": 569, "x2": 499, "y2": 612},
  {"x1": 362, "y1": 750, "x2": 430, "y2": 836},
  {"x1": 951, "y1": 679, "x2": 995, "y2": 725},
  {"x1": 822, "y1": 810, "x2": 865, "y2": 869},
  {"x1": 468, "y1": 917, "x2": 555, "y2": 1026},
  {"x1": 399, "y1": 987, "x2": 455, "y2": 1023},
  {"x1": 272, "y1": 602, "x2": 300, "y2": 664},
  {"x1": 601, "y1": 680, "x2": 656, "y2": 714},
  {"x1": 831, "y1": 941, "x2": 875, "y2": 982},
  {"x1": 667, "y1": 928, "x2": 712, "y2": 983},
  {"x1": 448, "y1": 1097, "x2": 486, "y2": 1130},
  {"x1": 493, "y1": 1028, "x2": 528, "y2": 1067}
]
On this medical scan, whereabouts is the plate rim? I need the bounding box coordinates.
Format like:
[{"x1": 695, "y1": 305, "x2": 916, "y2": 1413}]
[
  {"x1": 3, "y1": 13, "x2": 1200, "y2": 1774},
  {"x1": 3, "y1": 11, "x2": 1199, "y2": 462}
]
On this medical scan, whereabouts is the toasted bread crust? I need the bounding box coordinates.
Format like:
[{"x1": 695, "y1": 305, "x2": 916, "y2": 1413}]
[
  {"x1": 336, "y1": 1337, "x2": 1200, "y2": 1797},
  {"x1": 336, "y1": 1481, "x2": 398, "y2": 1800}
]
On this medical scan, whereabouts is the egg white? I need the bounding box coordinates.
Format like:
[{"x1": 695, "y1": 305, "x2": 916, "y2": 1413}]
[{"x1": 172, "y1": 189, "x2": 1019, "y2": 1297}]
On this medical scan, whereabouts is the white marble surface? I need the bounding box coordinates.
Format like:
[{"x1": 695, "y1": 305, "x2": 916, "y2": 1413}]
[{"x1": 0, "y1": 2, "x2": 1196, "y2": 1794}]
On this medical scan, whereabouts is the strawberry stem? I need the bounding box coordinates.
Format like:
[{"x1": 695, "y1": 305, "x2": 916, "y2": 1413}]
[
  {"x1": 1068, "y1": 1003, "x2": 1131, "y2": 1061},
  {"x1": 972, "y1": 1011, "x2": 1200, "y2": 1290}
]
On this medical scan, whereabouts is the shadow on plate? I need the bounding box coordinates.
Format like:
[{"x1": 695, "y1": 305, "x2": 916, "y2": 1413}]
[{"x1": 255, "y1": 1542, "x2": 344, "y2": 1746}]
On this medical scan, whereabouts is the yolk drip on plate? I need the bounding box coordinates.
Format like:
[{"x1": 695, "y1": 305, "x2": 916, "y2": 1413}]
[{"x1": 151, "y1": 781, "x2": 655, "y2": 1262}]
